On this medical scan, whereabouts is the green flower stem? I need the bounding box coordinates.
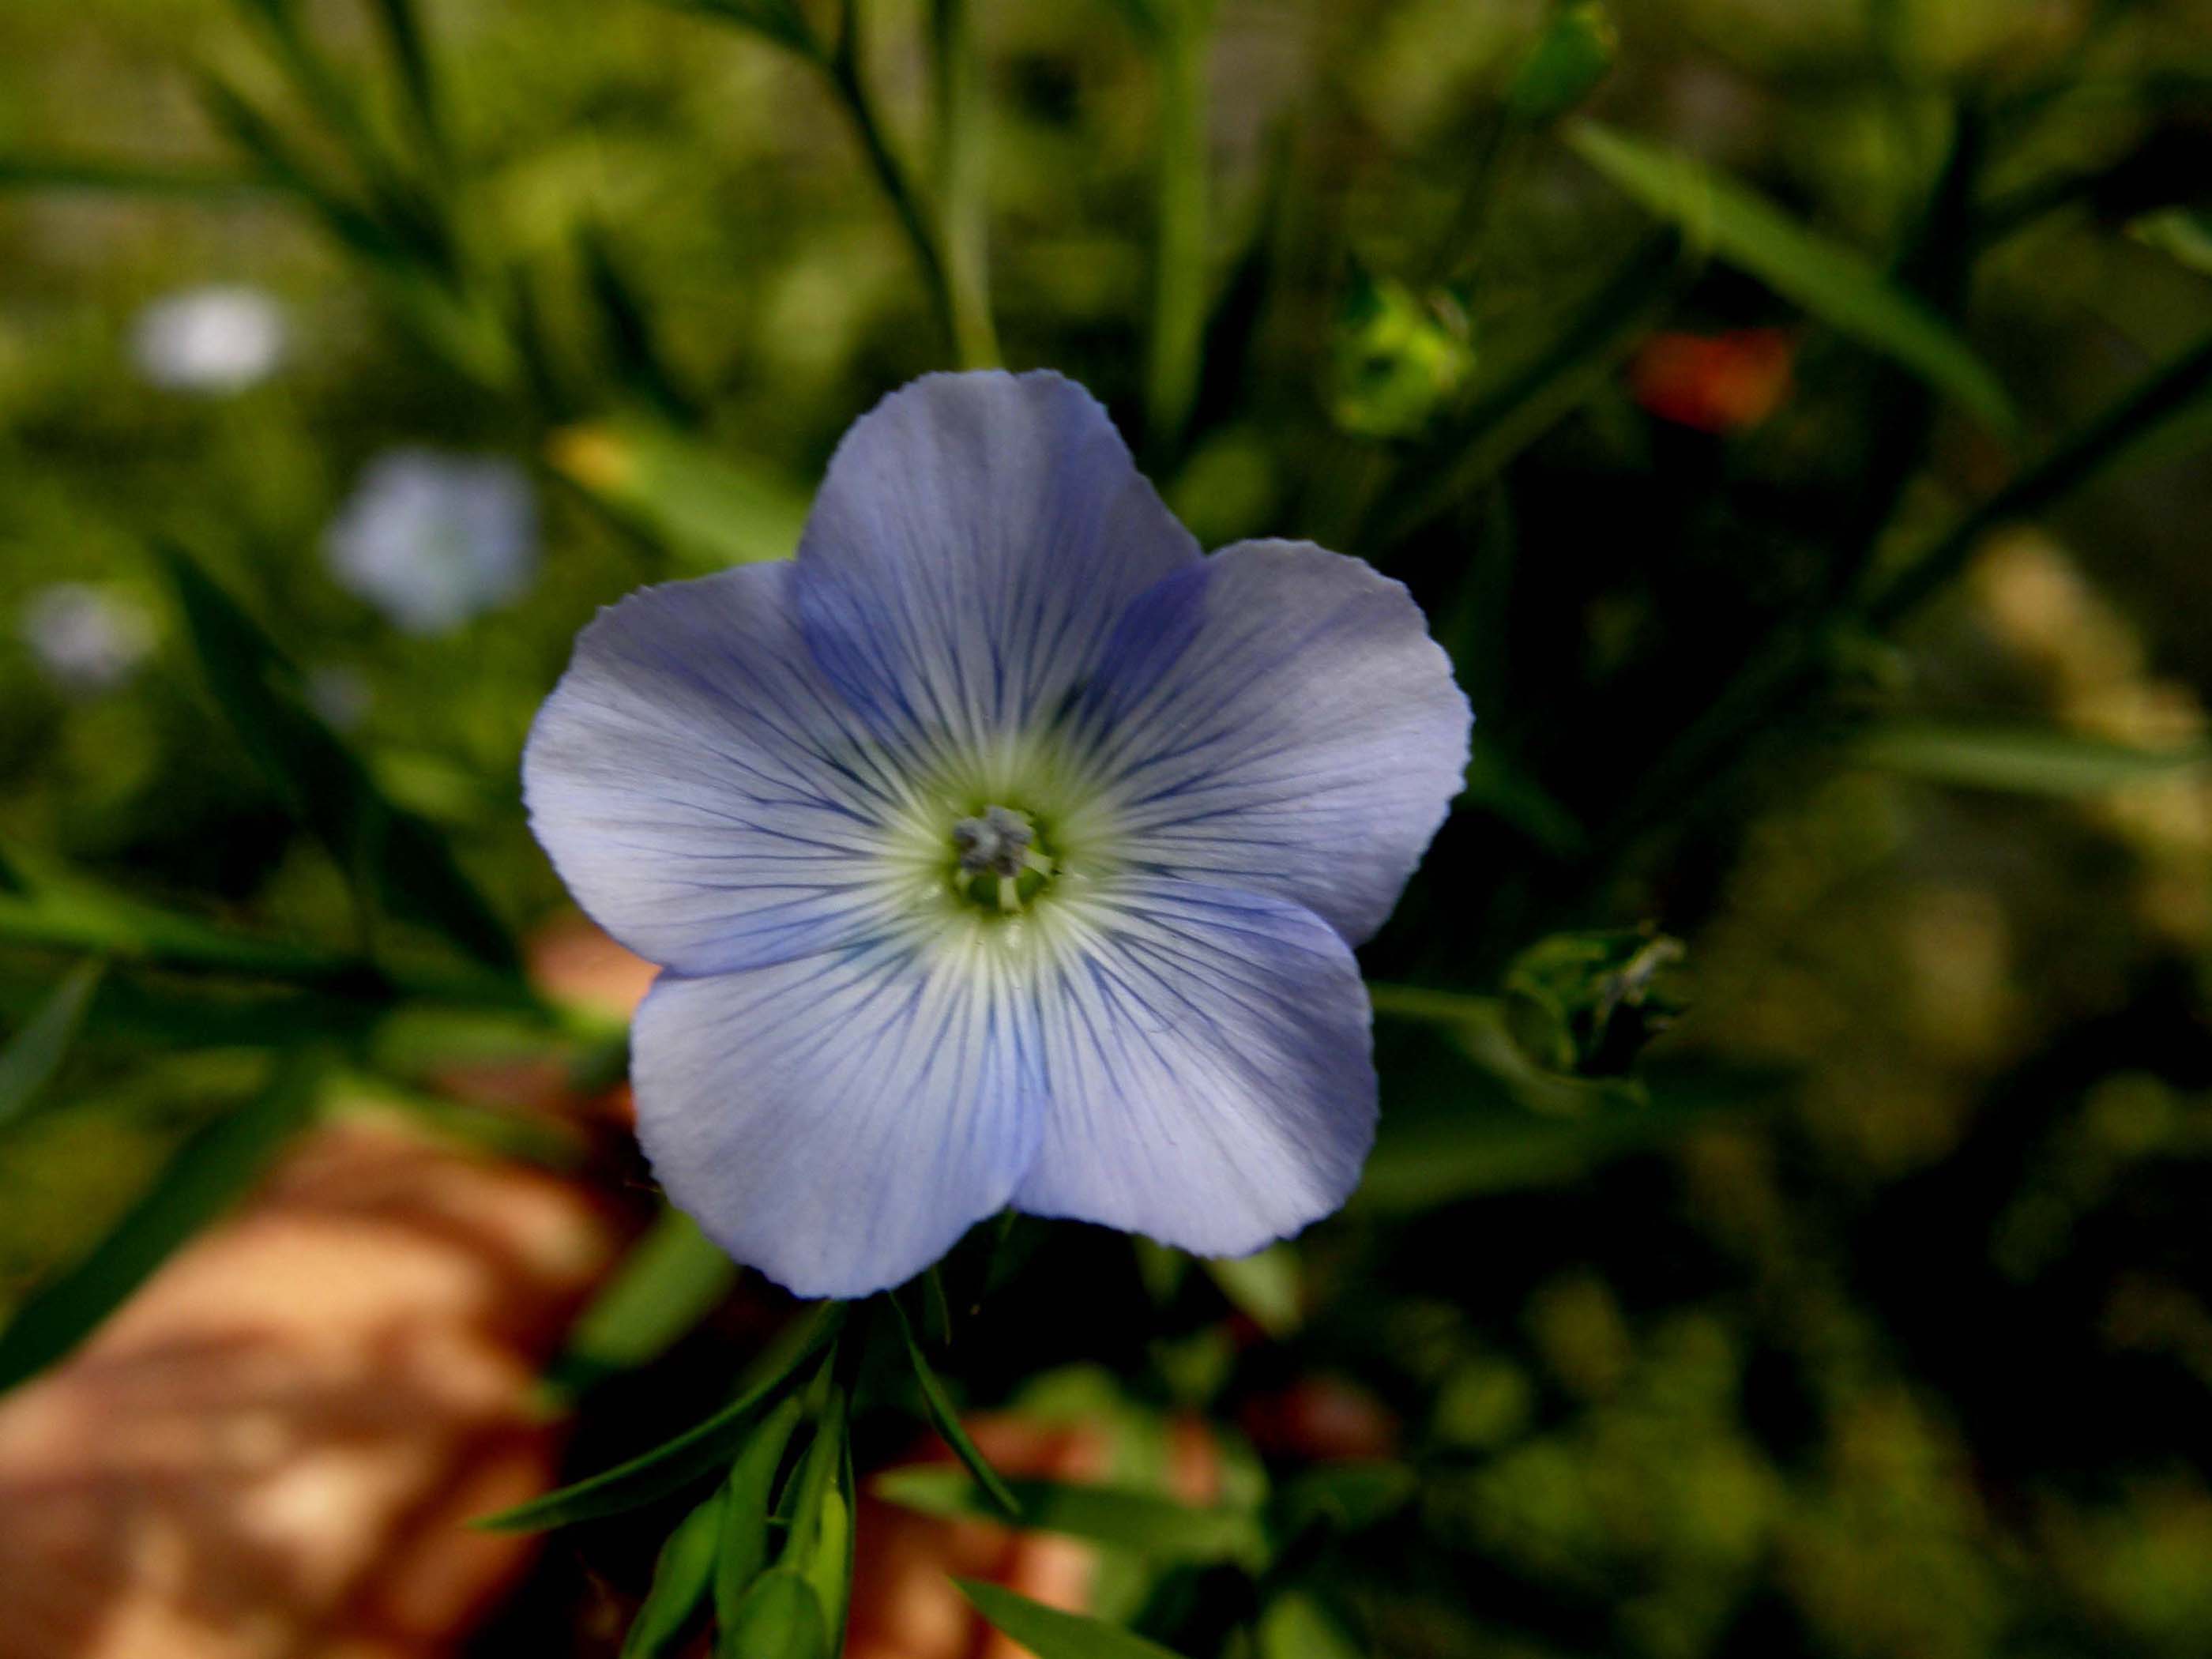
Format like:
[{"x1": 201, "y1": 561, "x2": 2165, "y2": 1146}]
[
  {"x1": 1145, "y1": 6, "x2": 1212, "y2": 454},
  {"x1": 930, "y1": 0, "x2": 1001, "y2": 368},
  {"x1": 813, "y1": 1, "x2": 972, "y2": 367}
]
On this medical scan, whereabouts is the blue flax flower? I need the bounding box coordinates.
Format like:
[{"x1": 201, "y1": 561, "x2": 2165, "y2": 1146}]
[{"x1": 525, "y1": 372, "x2": 1470, "y2": 1297}]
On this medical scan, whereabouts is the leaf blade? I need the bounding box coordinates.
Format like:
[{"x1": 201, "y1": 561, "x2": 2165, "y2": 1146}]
[
  {"x1": 0, "y1": 961, "x2": 105, "y2": 1130},
  {"x1": 0, "y1": 1051, "x2": 327, "y2": 1395},
  {"x1": 891, "y1": 1296, "x2": 1021, "y2": 1518},
  {"x1": 955, "y1": 1579, "x2": 1191, "y2": 1659}
]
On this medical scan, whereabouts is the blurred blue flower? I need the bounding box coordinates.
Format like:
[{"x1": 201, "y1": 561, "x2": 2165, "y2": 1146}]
[
  {"x1": 18, "y1": 581, "x2": 155, "y2": 695},
  {"x1": 324, "y1": 450, "x2": 537, "y2": 634},
  {"x1": 525, "y1": 372, "x2": 1471, "y2": 1297},
  {"x1": 130, "y1": 284, "x2": 286, "y2": 393}
]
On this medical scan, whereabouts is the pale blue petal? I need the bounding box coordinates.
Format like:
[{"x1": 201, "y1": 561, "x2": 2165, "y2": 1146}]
[
  {"x1": 632, "y1": 939, "x2": 1044, "y2": 1299},
  {"x1": 523, "y1": 563, "x2": 921, "y2": 976},
  {"x1": 1016, "y1": 878, "x2": 1376, "y2": 1256},
  {"x1": 1076, "y1": 540, "x2": 1472, "y2": 945},
  {"x1": 792, "y1": 371, "x2": 1201, "y2": 760}
]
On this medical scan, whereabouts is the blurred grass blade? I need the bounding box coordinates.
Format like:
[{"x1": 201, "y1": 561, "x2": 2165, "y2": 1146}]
[
  {"x1": 550, "y1": 419, "x2": 809, "y2": 571},
  {"x1": 873, "y1": 1468, "x2": 1268, "y2": 1565},
  {"x1": 1269, "y1": 1462, "x2": 1417, "y2": 1540},
  {"x1": 1868, "y1": 329, "x2": 2212, "y2": 626},
  {"x1": 580, "y1": 228, "x2": 702, "y2": 424},
  {"x1": 550, "y1": 1208, "x2": 740, "y2": 1397},
  {"x1": 1462, "y1": 732, "x2": 1588, "y2": 856},
  {"x1": 199, "y1": 76, "x2": 410, "y2": 265},
  {"x1": 0, "y1": 845, "x2": 357, "y2": 983},
  {"x1": 713, "y1": 1394, "x2": 807, "y2": 1633},
  {"x1": 476, "y1": 1303, "x2": 845, "y2": 1530},
  {"x1": 890, "y1": 1296, "x2": 1021, "y2": 1517},
  {"x1": 929, "y1": 0, "x2": 1000, "y2": 368},
  {"x1": 368, "y1": 0, "x2": 448, "y2": 167},
  {"x1": 653, "y1": 0, "x2": 820, "y2": 54},
  {"x1": 1202, "y1": 1244, "x2": 1301, "y2": 1337},
  {"x1": 155, "y1": 543, "x2": 518, "y2": 973},
  {"x1": 1142, "y1": 6, "x2": 1213, "y2": 454},
  {"x1": 0, "y1": 961, "x2": 104, "y2": 1130},
  {"x1": 621, "y1": 1489, "x2": 724, "y2": 1658},
  {"x1": 0, "y1": 1050, "x2": 326, "y2": 1395},
  {"x1": 1849, "y1": 721, "x2": 2212, "y2": 795},
  {"x1": 1567, "y1": 121, "x2": 2018, "y2": 433},
  {"x1": 955, "y1": 1580, "x2": 1190, "y2": 1659},
  {"x1": 1257, "y1": 1593, "x2": 1364, "y2": 1659},
  {"x1": 0, "y1": 153, "x2": 272, "y2": 196}
]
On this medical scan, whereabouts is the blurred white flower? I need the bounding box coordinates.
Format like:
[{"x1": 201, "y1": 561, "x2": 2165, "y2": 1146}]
[
  {"x1": 324, "y1": 450, "x2": 538, "y2": 634},
  {"x1": 18, "y1": 582, "x2": 156, "y2": 695},
  {"x1": 304, "y1": 664, "x2": 373, "y2": 731},
  {"x1": 131, "y1": 285, "x2": 287, "y2": 393}
]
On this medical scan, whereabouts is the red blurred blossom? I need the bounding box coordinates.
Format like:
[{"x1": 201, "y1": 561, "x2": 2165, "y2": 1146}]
[{"x1": 1629, "y1": 327, "x2": 1795, "y2": 433}]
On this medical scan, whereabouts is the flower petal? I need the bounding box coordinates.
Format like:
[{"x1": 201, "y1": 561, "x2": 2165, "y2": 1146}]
[
  {"x1": 1078, "y1": 540, "x2": 1472, "y2": 944},
  {"x1": 523, "y1": 563, "x2": 924, "y2": 976},
  {"x1": 1015, "y1": 877, "x2": 1376, "y2": 1256},
  {"x1": 632, "y1": 936, "x2": 1044, "y2": 1299},
  {"x1": 792, "y1": 371, "x2": 1201, "y2": 764}
]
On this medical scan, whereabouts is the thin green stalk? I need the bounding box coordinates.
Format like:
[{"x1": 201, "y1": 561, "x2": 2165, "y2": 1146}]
[
  {"x1": 818, "y1": 1, "x2": 965, "y2": 363},
  {"x1": 1145, "y1": 8, "x2": 1211, "y2": 454},
  {"x1": 929, "y1": 0, "x2": 999, "y2": 367}
]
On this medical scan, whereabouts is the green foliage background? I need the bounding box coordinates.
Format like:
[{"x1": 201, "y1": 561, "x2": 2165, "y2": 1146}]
[{"x1": 3, "y1": 0, "x2": 2212, "y2": 1654}]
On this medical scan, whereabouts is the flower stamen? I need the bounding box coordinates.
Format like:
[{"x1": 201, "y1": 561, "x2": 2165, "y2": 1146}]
[{"x1": 952, "y1": 804, "x2": 1055, "y2": 912}]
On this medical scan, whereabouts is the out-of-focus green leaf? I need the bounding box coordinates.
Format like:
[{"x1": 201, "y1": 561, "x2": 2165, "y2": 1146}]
[
  {"x1": 2131, "y1": 208, "x2": 2212, "y2": 276},
  {"x1": 155, "y1": 543, "x2": 517, "y2": 973},
  {"x1": 0, "y1": 961, "x2": 104, "y2": 1130},
  {"x1": 0, "y1": 1051, "x2": 326, "y2": 1395},
  {"x1": 1504, "y1": 1, "x2": 1616, "y2": 123},
  {"x1": 719, "y1": 1570, "x2": 827, "y2": 1659},
  {"x1": 0, "y1": 154, "x2": 272, "y2": 195},
  {"x1": 956, "y1": 1580, "x2": 1190, "y2": 1659},
  {"x1": 550, "y1": 1208, "x2": 739, "y2": 1396},
  {"x1": 874, "y1": 1468, "x2": 1269, "y2": 1566},
  {"x1": 1203, "y1": 1244, "x2": 1301, "y2": 1337},
  {"x1": 653, "y1": 0, "x2": 820, "y2": 55},
  {"x1": 892, "y1": 1296, "x2": 1021, "y2": 1517},
  {"x1": 713, "y1": 1394, "x2": 807, "y2": 1638},
  {"x1": 1258, "y1": 1593, "x2": 1363, "y2": 1659},
  {"x1": 1849, "y1": 721, "x2": 2212, "y2": 795},
  {"x1": 1567, "y1": 122, "x2": 2018, "y2": 432},
  {"x1": 622, "y1": 1488, "x2": 724, "y2": 1659},
  {"x1": 476, "y1": 1304, "x2": 845, "y2": 1531},
  {"x1": 1367, "y1": 988, "x2": 1650, "y2": 1116},
  {"x1": 580, "y1": 228, "x2": 701, "y2": 425},
  {"x1": 549, "y1": 420, "x2": 809, "y2": 572},
  {"x1": 368, "y1": 0, "x2": 447, "y2": 165},
  {"x1": 782, "y1": 1382, "x2": 852, "y2": 1646}
]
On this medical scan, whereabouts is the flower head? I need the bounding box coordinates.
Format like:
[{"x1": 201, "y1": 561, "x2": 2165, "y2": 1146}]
[
  {"x1": 18, "y1": 582, "x2": 156, "y2": 695},
  {"x1": 525, "y1": 372, "x2": 1470, "y2": 1297},
  {"x1": 131, "y1": 285, "x2": 286, "y2": 393},
  {"x1": 325, "y1": 450, "x2": 537, "y2": 634}
]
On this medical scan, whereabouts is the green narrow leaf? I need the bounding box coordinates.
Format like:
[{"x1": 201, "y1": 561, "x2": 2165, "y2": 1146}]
[
  {"x1": 873, "y1": 1468, "x2": 1269, "y2": 1566},
  {"x1": 955, "y1": 1579, "x2": 1191, "y2": 1659},
  {"x1": 0, "y1": 153, "x2": 272, "y2": 196},
  {"x1": 1848, "y1": 721, "x2": 2212, "y2": 795},
  {"x1": 476, "y1": 1304, "x2": 845, "y2": 1531},
  {"x1": 891, "y1": 1296, "x2": 1021, "y2": 1517},
  {"x1": 0, "y1": 961, "x2": 105, "y2": 1130},
  {"x1": 368, "y1": 0, "x2": 448, "y2": 167},
  {"x1": 621, "y1": 1488, "x2": 725, "y2": 1659},
  {"x1": 551, "y1": 1208, "x2": 740, "y2": 1396},
  {"x1": 579, "y1": 228, "x2": 701, "y2": 424},
  {"x1": 549, "y1": 420, "x2": 809, "y2": 573},
  {"x1": 713, "y1": 1394, "x2": 807, "y2": 1632},
  {"x1": 720, "y1": 1569, "x2": 827, "y2": 1659},
  {"x1": 0, "y1": 1051, "x2": 326, "y2": 1395},
  {"x1": 155, "y1": 543, "x2": 517, "y2": 972},
  {"x1": 1257, "y1": 1593, "x2": 1363, "y2": 1659},
  {"x1": 1567, "y1": 121, "x2": 2018, "y2": 433}
]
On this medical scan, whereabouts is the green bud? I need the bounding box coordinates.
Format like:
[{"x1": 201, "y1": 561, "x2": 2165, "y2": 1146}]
[
  {"x1": 1504, "y1": 1, "x2": 1618, "y2": 125},
  {"x1": 1502, "y1": 926, "x2": 1685, "y2": 1077},
  {"x1": 1330, "y1": 271, "x2": 1477, "y2": 440}
]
